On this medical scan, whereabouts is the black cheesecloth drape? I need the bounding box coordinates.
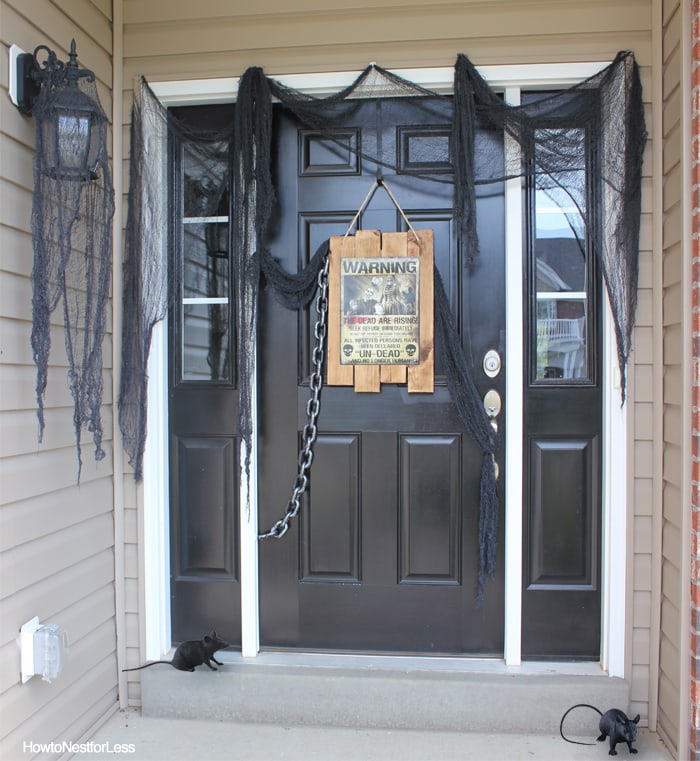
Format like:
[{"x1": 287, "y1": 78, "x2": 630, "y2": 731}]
[{"x1": 118, "y1": 53, "x2": 646, "y2": 602}]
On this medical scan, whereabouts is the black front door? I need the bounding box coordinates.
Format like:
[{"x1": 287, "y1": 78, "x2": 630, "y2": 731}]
[
  {"x1": 165, "y1": 84, "x2": 604, "y2": 659},
  {"x1": 257, "y1": 98, "x2": 506, "y2": 653}
]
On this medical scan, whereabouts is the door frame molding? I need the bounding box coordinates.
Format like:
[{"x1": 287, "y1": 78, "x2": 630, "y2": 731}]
[{"x1": 143, "y1": 60, "x2": 627, "y2": 674}]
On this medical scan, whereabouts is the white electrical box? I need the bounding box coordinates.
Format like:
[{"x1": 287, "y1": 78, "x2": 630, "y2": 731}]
[{"x1": 20, "y1": 617, "x2": 69, "y2": 683}]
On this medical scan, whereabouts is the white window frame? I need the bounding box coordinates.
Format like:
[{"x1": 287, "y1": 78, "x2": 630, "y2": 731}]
[{"x1": 143, "y1": 62, "x2": 627, "y2": 675}]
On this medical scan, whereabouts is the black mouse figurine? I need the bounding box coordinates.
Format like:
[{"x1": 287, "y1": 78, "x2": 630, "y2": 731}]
[
  {"x1": 121, "y1": 631, "x2": 230, "y2": 672},
  {"x1": 560, "y1": 703, "x2": 640, "y2": 756}
]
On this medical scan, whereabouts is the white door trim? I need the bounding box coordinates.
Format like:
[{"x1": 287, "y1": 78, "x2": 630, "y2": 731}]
[
  {"x1": 503, "y1": 85, "x2": 524, "y2": 667},
  {"x1": 143, "y1": 320, "x2": 171, "y2": 660},
  {"x1": 143, "y1": 60, "x2": 626, "y2": 672},
  {"x1": 601, "y1": 300, "x2": 628, "y2": 677}
]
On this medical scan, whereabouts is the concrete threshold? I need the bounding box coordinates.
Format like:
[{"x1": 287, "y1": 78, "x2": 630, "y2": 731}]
[{"x1": 140, "y1": 652, "x2": 631, "y2": 736}]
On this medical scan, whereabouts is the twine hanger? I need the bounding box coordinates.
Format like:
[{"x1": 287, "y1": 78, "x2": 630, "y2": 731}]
[{"x1": 343, "y1": 176, "x2": 421, "y2": 245}]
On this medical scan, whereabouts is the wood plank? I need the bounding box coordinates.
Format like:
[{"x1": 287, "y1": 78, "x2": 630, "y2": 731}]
[
  {"x1": 327, "y1": 235, "x2": 355, "y2": 386},
  {"x1": 379, "y1": 232, "x2": 408, "y2": 385},
  {"x1": 408, "y1": 229, "x2": 434, "y2": 393},
  {"x1": 328, "y1": 230, "x2": 433, "y2": 393},
  {"x1": 353, "y1": 230, "x2": 381, "y2": 393}
]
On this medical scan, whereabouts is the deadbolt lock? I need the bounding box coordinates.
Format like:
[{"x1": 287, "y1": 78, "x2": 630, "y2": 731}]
[{"x1": 483, "y1": 350, "x2": 502, "y2": 378}]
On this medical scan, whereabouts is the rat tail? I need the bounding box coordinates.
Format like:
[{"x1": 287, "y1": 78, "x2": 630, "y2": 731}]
[
  {"x1": 559, "y1": 703, "x2": 603, "y2": 746},
  {"x1": 121, "y1": 660, "x2": 171, "y2": 672}
]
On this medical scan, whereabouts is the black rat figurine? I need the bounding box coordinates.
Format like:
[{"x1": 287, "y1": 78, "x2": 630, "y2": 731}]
[
  {"x1": 121, "y1": 631, "x2": 230, "y2": 672},
  {"x1": 560, "y1": 703, "x2": 640, "y2": 755}
]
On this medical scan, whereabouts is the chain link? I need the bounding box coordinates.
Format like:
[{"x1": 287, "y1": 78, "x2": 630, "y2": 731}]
[{"x1": 259, "y1": 254, "x2": 330, "y2": 540}]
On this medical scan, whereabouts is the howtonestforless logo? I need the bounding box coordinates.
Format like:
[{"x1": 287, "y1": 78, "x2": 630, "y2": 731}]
[{"x1": 23, "y1": 740, "x2": 136, "y2": 754}]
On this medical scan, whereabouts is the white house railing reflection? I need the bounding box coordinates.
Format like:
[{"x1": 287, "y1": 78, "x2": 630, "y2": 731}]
[{"x1": 535, "y1": 298, "x2": 586, "y2": 380}]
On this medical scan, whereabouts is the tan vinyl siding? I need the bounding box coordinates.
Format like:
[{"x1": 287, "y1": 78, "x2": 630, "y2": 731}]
[
  {"x1": 631, "y1": 87, "x2": 657, "y2": 715},
  {"x1": 120, "y1": 0, "x2": 658, "y2": 724},
  {"x1": 0, "y1": 1, "x2": 118, "y2": 758},
  {"x1": 122, "y1": 477, "x2": 142, "y2": 706},
  {"x1": 122, "y1": 0, "x2": 652, "y2": 77},
  {"x1": 657, "y1": 0, "x2": 684, "y2": 755}
]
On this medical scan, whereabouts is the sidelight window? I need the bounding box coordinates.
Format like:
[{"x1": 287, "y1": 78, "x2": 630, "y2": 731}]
[
  {"x1": 175, "y1": 139, "x2": 234, "y2": 383},
  {"x1": 526, "y1": 112, "x2": 598, "y2": 385}
]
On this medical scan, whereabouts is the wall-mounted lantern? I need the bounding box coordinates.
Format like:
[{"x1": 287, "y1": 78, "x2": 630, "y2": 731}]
[
  {"x1": 9, "y1": 39, "x2": 114, "y2": 479},
  {"x1": 13, "y1": 39, "x2": 105, "y2": 182}
]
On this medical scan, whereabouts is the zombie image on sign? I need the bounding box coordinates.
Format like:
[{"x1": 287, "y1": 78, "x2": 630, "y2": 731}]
[{"x1": 340, "y1": 257, "x2": 420, "y2": 365}]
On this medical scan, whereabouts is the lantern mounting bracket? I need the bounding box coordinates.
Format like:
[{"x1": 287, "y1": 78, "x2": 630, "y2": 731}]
[{"x1": 12, "y1": 39, "x2": 95, "y2": 116}]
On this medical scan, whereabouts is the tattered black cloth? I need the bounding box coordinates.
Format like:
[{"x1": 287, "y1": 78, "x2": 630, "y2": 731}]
[
  {"x1": 30, "y1": 63, "x2": 114, "y2": 480},
  {"x1": 119, "y1": 53, "x2": 645, "y2": 602}
]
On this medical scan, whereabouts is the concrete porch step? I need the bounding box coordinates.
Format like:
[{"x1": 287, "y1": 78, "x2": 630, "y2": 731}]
[{"x1": 140, "y1": 653, "x2": 630, "y2": 735}]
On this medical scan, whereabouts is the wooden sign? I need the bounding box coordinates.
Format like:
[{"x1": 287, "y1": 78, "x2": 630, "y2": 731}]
[{"x1": 327, "y1": 229, "x2": 434, "y2": 393}]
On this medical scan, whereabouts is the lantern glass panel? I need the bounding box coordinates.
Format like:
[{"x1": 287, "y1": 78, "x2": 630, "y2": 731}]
[{"x1": 57, "y1": 113, "x2": 91, "y2": 172}]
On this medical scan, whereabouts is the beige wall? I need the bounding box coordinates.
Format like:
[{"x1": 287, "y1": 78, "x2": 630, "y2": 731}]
[
  {"x1": 657, "y1": 0, "x2": 688, "y2": 757},
  {"x1": 0, "y1": 0, "x2": 118, "y2": 757},
  {"x1": 120, "y1": 0, "x2": 660, "y2": 722}
]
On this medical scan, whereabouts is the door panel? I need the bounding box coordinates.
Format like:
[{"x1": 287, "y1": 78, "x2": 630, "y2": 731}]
[
  {"x1": 399, "y1": 434, "x2": 462, "y2": 584},
  {"x1": 521, "y1": 91, "x2": 602, "y2": 658},
  {"x1": 522, "y1": 392, "x2": 602, "y2": 658},
  {"x1": 168, "y1": 105, "x2": 241, "y2": 647},
  {"x1": 258, "y1": 98, "x2": 506, "y2": 654},
  {"x1": 175, "y1": 436, "x2": 237, "y2": 577},
  {"x1": 300, "y1": 434, "x2": 361, "y2": 582},
  {"x1": 528, "y1": 436, "x2": 598, "y2": 587}
]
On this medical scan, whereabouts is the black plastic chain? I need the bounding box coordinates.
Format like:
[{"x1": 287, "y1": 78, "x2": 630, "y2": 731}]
[{"x1": 258, "y1": 253, "x2": 330, "y2": 539}]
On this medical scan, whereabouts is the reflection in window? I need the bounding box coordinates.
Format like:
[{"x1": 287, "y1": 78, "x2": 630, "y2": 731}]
[
  {"x1": 181, "y1": 221, "x2": 231, "y2": 382},
  {"x1": 532, "y1": 128, "x2": 591, "y2": 382},
  {"x1": 182, "y1": 302, "x2": 230, "y2": 381},
  {"x1": 182, "y1": 222, "x2": 229, "y2": 298},
  {"x1": 178, "y1": 142, "x2": 233, "y2": 382},
  {"x1": 536, "y1": 296, "x2": 587, "y2": 380}
]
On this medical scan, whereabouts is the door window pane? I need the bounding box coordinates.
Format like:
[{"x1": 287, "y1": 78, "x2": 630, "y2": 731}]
[
  {"x1": 182, "y1": 301, "x2": 230, "y2": 381},
  {"x1": 531, "y1": 127, "x2": 593, "y2": 382},
  {"x1": 183, "y1": 221, "x2": 229, "y2": 299},
  {"x1": 535, "y1": 296, "x2": 587, "y2": 380},
  {"x1": 178, "y1": 141, "x2": 233, "y2": 382}
]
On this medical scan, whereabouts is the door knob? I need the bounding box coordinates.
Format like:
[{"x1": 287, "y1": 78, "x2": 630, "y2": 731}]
[
  {"x1": 483, "y1": 389, "x2": 501, "y2": 479},
  {"x1": 483, "y1": 389, "x2": 502, "y2": 419}
]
